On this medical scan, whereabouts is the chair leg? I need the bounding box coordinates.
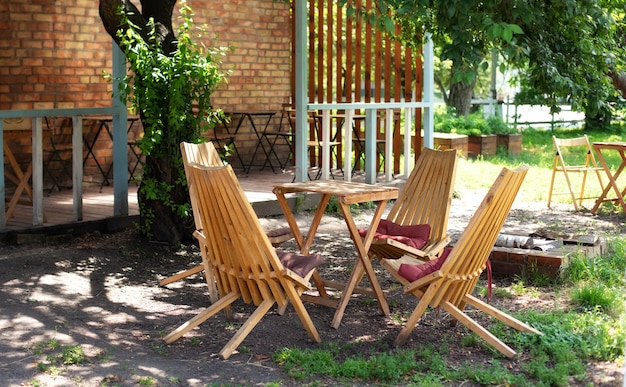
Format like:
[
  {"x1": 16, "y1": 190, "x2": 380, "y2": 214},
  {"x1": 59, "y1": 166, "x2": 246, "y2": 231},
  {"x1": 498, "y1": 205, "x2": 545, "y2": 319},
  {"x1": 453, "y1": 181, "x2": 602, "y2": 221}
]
[
  {"x1": 547, "y1": 159, "x2": 558, "y2": 208},
  {"x1": 283, "y1": 283, "x2": 322, "y2": 343},
  {"x1": 394, "y1": 284, "x2": 440, "y2": 346},
  {"x1": 163, "y1": 291, "x2": 239, "y2": 344},
  {"x1": 463, "y1": 294, "x2": 543, "y2": 335},
  {"x1": 442, "y1": 300, "x2": 517, "y2": 358},
  {"x1": 219, "y1": 298, "x2": 275, "y2": 359},
  {"x1": 158, "y1": 265, "x2": 204, "y2": 286}
]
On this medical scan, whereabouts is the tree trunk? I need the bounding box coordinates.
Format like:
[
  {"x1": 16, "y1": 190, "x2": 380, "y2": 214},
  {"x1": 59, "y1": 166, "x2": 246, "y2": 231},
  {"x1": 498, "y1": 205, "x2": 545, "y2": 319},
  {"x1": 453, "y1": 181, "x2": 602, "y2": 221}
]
[
  {"x1": 99, "y1": 0, "x2": 194, "y2": 244},
  {"x1": 448, "y1": 80, "x2": 475, "y2": 117},
  {"x1": 609, "y1": 69, "x2": 626, "y2": 99},
  {"x1": 99, "y1": 0, "x2": 178, "y2": 54}
]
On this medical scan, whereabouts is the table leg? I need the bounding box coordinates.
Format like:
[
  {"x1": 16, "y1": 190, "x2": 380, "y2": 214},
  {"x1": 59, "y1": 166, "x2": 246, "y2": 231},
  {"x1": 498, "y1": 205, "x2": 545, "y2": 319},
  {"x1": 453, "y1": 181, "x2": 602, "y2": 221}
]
[
  {"x1": 272, "y1": 189, "x2": 330, "y2": 298},
  {"x1": 83, "y1": 119, "x2": 110, "y2": 188},
  {"x1": 330, "y1": 199, "x2": 389, "y2": 329},
  {"x1": 246, "y1": 113, "x2": 277, "y2": 173},
  {"x1": 5, "y1": 163, "x2": 33, "y2": 219},
  {"x1": 592, "y1": 149, "x2": 626, "y2": 213}
]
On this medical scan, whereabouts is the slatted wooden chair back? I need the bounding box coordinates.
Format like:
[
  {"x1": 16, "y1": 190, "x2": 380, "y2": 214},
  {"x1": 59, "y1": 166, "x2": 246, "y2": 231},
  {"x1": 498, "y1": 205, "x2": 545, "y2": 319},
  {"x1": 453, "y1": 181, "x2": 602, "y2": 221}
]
[
  {"x1": 547, "y1": 135, "x2": 605, "y2": 211},
  {"x1": 164, "y1": 164, "x2": 321, "y2": 359},
  {"x1": 382, "y1": 165, "x2": 542, "y2": 358},
  {"x1": 180, "y1": 141, "x2": 223, "y2": 231},
  {"x1": 368, "y1": 147, "x2": 458, "y2": 260},
  {"x1": 157, "y1": 142, "x2": 225, "y2": 291},
  {"x1": 436, "y1": 165, "x2": 528, "y2": 306}
]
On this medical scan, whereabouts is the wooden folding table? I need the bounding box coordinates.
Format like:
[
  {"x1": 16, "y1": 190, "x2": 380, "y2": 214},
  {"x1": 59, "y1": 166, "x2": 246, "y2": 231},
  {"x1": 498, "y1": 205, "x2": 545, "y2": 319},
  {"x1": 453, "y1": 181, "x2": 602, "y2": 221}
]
[
  {"x1": 591, "y1": 141, "x2": 626, "y2": 214},
  {"x1": 4, "y1": 131, "x2": 35, "y2": 219},
  {"x1": 273, "y1": 180, "x2": 398, "y2": 328}
]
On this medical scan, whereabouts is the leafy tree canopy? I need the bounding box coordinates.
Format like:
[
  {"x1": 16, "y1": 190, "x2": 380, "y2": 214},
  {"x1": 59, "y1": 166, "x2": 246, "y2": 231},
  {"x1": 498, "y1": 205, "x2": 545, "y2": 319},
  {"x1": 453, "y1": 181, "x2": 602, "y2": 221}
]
[{"x1": 342, "y1": 0, "x2": 626, "y2": 116}]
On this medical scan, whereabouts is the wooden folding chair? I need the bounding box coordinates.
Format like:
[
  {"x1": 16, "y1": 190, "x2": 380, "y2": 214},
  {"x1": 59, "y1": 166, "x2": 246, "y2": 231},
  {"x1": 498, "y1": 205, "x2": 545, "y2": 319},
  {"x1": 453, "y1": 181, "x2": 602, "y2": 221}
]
[
  {"x1": 381, "y1": 165, "x2": 543, "y2": 358},
  {"x1": 157, "y1": 142, "x2": 225, "y2": 303},
  {"x1": 159, "y1": 142, "x2": 293, "y2": 299},
  {"x1": 547, "y1": 135, "x2": 605, "y2": 211},
  {"x1": 363, "y1": 147, "x2": 459, "y2": 261},
  {"x1": 163, "y1": 164, "x2": 323, "y2": 359}
]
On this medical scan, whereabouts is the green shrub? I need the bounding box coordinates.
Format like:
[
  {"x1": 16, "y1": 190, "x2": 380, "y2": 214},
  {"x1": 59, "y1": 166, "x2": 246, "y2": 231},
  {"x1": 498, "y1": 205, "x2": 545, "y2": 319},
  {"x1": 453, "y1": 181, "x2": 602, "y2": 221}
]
[{"x1": 435, "y1": 108, "x2": 514, "y2": 135}]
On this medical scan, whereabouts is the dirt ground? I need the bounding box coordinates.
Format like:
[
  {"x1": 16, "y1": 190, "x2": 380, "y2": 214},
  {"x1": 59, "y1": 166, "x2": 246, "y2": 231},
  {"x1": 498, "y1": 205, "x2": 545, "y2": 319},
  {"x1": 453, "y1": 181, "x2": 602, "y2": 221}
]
[{"x1": 0, "y1": 189, "x2": 625, "y2": 386}]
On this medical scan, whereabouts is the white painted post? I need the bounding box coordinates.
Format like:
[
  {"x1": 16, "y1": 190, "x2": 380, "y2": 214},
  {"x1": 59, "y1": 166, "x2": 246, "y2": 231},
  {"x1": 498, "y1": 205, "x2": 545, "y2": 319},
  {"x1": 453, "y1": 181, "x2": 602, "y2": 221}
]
[
  {"x1": 403, "y1": 107, "x2": 412, "y2": 178},
  {"x1": 364, "y1": 109, "x2": 377, "y2": 184},
  {"x1": 343, "y1": 109, "x2": 354, "y2": 182},
  {"x1": 423, "y1": 33, "x2": 434, "y2": 149}
]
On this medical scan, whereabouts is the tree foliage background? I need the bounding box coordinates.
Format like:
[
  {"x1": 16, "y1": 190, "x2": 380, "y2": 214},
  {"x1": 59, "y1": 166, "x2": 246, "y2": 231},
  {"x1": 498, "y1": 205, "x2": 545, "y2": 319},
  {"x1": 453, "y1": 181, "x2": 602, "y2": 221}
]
[{"x1": 344, "y1": 0, "x2": 626, "y2": 124}]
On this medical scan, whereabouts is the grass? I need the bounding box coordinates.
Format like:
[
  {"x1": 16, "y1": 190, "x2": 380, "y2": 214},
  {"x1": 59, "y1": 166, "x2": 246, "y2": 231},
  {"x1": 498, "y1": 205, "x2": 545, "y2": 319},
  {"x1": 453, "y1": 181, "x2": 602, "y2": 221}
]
[
  {"x1": 272, "y1": 124, "x2": 626, "y2": 386},
  {"x1": 454, "y1": 126, "x2": 626, "y2": 210}
]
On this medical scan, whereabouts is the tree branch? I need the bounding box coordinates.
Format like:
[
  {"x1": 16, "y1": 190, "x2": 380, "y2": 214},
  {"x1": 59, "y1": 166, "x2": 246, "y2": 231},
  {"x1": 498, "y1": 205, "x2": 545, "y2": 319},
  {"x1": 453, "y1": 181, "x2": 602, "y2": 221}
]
[{"x1": 99, "y1": 0, "x2": 177, "y2": 55}]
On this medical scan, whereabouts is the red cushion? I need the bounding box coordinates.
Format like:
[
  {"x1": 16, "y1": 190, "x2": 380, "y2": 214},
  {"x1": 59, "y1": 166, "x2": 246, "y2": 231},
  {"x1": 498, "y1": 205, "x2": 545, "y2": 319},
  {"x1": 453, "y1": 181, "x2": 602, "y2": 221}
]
[
  {"x1": 397, "y1": 247, "x2": 452, "y2": 282},
  {"x1": 275, "y1": 250, "x2": 324, "y2": 278},
  {"x1": 358, "y1": 219, "x2": 431, "y2": 250},
  {"x1": 266, "y1": 227, "x2": 292, "y2": 238}
]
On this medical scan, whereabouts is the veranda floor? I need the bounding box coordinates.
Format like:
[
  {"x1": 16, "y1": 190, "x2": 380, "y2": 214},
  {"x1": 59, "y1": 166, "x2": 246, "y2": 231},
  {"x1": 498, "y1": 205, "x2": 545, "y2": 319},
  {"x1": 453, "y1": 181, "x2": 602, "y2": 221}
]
[{"x1": 3, "y1": 166, "x2": 404, "y2": 238}]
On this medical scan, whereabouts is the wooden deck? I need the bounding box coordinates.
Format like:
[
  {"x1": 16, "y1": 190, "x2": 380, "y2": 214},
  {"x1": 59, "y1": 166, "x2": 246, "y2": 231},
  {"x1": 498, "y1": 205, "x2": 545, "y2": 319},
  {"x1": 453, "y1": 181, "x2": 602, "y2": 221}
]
[{"x1": 1, "y1": 167, "x2": 405, "y2": 240}]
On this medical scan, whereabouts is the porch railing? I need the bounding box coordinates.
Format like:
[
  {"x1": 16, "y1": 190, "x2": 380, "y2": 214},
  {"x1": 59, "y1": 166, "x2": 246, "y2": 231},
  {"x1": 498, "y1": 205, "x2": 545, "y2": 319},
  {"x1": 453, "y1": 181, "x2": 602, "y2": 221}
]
[
  {"x1": 305, "y1": 101, "x2": 434, "y2": 184},
  {"x1": 0, "y1": 107, "x2": 130, "y2": 230}
]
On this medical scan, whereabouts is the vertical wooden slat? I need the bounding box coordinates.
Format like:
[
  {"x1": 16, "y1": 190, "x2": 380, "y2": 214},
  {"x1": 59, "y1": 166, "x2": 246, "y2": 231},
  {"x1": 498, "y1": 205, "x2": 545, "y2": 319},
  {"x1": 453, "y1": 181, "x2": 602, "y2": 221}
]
[
  {"x1": 308, "y1": 0, "x2": 315, "y2": 104},
  {"x1": 393, "y1": 24, "x2": 403, "y2": 173},
  {"x1": 414, "y1": 50, "x2": 423, "y2": 161},
  {"x1": 345, "y1": 1, "x2": 353, "y2": 102},
  {"x1": 309, "y1": 0, "x2": 317, "y2": 166},
  {"x1": 326, "y1": 0, "x2": 333, "y2": 103},
  {"x1": 353, "y1": 0, "x2": 363, "y2": 169},
  {"x1": 335, "y1": 3, "x2": 344, "y2": 166},
  {"x1": 354, "y1": 0, "x2": 362, "y2": 103},
  {"x1": 384, "y1": 34, "x2": 391, "y2": 102},
  {"x1": 374, "y1": 26, "x2": 382, "y2": 102},
  {"x1": 364, "y1": 0, "x2": 372, "y2": 102},
  {"x1": 336, "y1": 4, "x2": 343, "y2": 102},
  {"x1": 382, "y1": 33, "x2": 392, "y2": 172},
  {"x1": 316, "y1": 0, "x2": 323, "y2": 103}
]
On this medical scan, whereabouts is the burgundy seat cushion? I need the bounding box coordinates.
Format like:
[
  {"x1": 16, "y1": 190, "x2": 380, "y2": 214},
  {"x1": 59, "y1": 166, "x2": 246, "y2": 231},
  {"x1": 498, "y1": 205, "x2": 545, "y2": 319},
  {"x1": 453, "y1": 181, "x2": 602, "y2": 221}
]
[
  {"x1": 358, "y1": 219, "x2": 431, "y2": 250},
  {"x1": 266, "y1": 227, "x2": 292, "y2": 238},
  {"x1": 276, "y1": 250, "x2": 324, "y2": 278},
  {"x1": 397, "y1": 247, "x2": 452, "y2": 282}
]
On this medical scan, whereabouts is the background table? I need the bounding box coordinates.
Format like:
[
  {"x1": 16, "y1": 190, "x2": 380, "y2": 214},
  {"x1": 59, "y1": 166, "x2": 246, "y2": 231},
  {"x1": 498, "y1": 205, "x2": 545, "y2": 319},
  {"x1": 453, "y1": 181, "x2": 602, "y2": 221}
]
[
  {"x1": 591, "y1": 141, "x2": 626, "y2": 214},
  {"x1": 83, "y1": 115, "x2": 140, "y2": 191},
  {"x1": 4, "y1": 131, "x2": 35, "y2": 219},
  {"x1": 233, "y1": 111, "x2": 276, "y2": 173},
  {"x1": 273, "y1": 180, "x2": 398, "y2": 328}
]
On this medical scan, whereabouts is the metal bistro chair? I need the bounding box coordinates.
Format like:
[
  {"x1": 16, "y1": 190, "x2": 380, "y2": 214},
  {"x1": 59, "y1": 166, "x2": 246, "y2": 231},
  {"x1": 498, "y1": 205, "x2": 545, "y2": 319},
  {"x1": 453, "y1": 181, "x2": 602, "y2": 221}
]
[
  {"x1": 253, "y1": 104, "x2": 295, "y2": 172},
  {"x1": 44, "y1": 116, "x2": 74, "y2": 195}
]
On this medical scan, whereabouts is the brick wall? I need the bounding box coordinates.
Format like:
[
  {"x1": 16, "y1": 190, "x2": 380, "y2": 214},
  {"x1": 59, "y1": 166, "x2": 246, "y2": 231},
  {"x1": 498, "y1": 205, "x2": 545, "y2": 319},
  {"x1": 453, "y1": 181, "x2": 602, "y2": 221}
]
[
  {"x1": 0, "y1": 1, "x2": 113, "y2": 111},
  {"x1": 187, "y1": 0, "x2": 292, "y2": 166},
  {"x1": 0, "y1": 0, "x2": 292, "y2": 184}
]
